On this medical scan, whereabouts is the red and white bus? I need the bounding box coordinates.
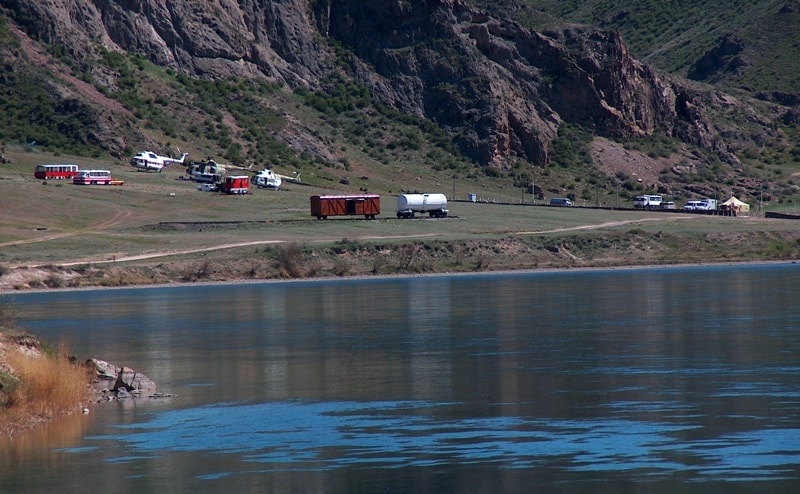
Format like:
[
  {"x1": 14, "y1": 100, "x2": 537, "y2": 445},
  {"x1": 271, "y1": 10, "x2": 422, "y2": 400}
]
[
  {"x1": 73, "y1": 169, "x2": 112, "y2": 185},
  {"x1": 34, "y1": 164, "x2": 79, "y2": 180}
]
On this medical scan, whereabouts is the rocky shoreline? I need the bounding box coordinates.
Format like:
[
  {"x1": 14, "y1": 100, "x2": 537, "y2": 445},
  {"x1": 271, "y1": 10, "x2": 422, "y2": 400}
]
[
  {"x1": 3, "y1": 258, "x2": 797, "y2": 296},
  {"x1": 0, "y1": 332, "x2": 167, "y2": 437}
]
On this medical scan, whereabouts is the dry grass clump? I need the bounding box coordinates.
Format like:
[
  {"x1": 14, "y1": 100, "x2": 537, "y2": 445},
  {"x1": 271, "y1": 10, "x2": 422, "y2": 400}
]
[
  {"x1": 276, "y1": 242, "x2": 305, "y2": 278},
  {"x1": 1, "y1": 343, "x2": 90, "y2": 435}
]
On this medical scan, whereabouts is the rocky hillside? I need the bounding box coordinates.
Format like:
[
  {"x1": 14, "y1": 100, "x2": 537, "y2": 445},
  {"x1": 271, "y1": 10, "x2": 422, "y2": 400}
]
[
  {"x1": 472, "y1": 1, "x2": 800, "y2": 92},
  {"x1": 1, "y1": 0, "x2": 798, "y2": 204},
  {"x1": 322, "y1": 2, "x2": 689, "y2": 165}
]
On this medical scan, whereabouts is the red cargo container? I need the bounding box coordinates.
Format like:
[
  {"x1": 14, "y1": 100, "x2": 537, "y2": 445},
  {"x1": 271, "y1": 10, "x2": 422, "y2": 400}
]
[
  {"x1": 310, "y1": 194, "x2": 380, "y2": 219},
  {"x1": 221, "y1": 175, "x2": 250, "y2": 195}
]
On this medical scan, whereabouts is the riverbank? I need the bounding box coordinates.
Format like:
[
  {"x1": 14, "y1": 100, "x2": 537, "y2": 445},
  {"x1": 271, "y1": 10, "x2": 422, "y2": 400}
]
[
  {"x1": 0, "y1": 330, "x2": 92, "y2": 437},
  {"x1": 3, "y1": 224, "x2": 800, "y2": 293},
  {"x1": 5, "y1": 258, "x2": 799, "y2": 296}
]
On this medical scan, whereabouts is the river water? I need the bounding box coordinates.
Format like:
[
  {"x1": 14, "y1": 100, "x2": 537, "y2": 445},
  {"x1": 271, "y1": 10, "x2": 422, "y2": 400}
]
[{"x1": 2, "y1": 265, "x2": 800, "y2": 493}]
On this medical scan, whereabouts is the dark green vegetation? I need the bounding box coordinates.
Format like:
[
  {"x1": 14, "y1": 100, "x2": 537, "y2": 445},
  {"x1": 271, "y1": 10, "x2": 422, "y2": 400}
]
[{"x1": 0, "y1": 17, "x2": 99, "y2": 157}]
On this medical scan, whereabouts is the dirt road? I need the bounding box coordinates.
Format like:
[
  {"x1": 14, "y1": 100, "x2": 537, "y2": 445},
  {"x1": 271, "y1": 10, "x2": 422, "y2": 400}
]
[{"x1": 13, "y1": 216, "x2": 686, "y2": 269}]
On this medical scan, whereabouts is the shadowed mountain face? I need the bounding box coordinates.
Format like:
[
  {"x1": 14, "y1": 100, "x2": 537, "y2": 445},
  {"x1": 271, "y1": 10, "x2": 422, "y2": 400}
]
[{"x1": 0, "y1": 0, "x2": 731, "y2": 167}]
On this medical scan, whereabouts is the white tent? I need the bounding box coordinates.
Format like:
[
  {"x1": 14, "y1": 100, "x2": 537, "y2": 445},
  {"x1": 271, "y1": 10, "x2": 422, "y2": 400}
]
[{"x1": 721, "y1": 196, "x2": 750, "y2": 215}]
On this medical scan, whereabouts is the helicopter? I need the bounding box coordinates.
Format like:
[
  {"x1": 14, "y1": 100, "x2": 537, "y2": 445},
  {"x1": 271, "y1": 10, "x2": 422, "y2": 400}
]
[
  {"x1": 251, "y1": 168, "x2": 282, "y2": 189},
  {"x1": 130, "y1": 150, "x2": 188, "y2": 172}
]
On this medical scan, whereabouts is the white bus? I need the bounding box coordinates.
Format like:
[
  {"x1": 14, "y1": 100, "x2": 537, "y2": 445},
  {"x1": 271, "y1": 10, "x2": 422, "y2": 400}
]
[{"x1": 73, "y1": 169, "x2": 112, "y2": 185}]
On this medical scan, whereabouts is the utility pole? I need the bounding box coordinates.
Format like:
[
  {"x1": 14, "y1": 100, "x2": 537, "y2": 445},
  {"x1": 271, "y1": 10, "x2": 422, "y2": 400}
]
[{"x1": 596, "y1": 184, "x2": 600, "y2": 208}]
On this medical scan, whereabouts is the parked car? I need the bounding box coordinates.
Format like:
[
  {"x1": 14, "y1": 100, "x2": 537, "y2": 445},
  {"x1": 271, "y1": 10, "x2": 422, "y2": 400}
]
[
  {"x1": 549, "y1": 197, "x2": 573, "y2": 207},
  {"x1": 660, "y1": 201, "x2": 676, "y2": 210},
  {"x1": 197, "y1": 183, "x2": 218, "y2": 192},
  {"x1": 683, "y1": 200, "x2": 703, "y2": 211}
]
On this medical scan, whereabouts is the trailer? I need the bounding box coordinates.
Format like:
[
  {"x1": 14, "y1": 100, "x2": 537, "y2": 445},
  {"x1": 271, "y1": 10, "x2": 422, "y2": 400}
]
[
  {"x1": 221, "y1": 175, "x2": 250, "y2": 195},
  {"x1": 310, "y1": 194, "x2": 380, "y2": 219},
  {"x1": 396, "y1": 193, "x2": 448, "y2": 218},
  {"x1": 634, "y1": 194, "x2": 663, "y2": 209},
  {"x1": 684, "y1": 198, "x2": 717, "y2": 212},
  {"x1": 698, "y1": 198, "x2": 717, "y2": 210}
]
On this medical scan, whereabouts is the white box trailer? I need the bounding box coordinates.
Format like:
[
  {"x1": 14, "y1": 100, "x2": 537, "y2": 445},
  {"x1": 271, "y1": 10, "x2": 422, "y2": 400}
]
[
  {"x1": 634, "y1": 194, "x2": 663, "y2": 209},
  {"x1": 396, "y1": 193, "x2": 448, "y2": 218},
  {"x1": 699, "y1": 198, "x2": 717, "y2": 210}
]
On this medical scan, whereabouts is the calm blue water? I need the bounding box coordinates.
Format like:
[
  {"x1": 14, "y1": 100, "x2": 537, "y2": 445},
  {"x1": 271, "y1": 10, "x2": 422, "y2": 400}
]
[{"x1": 2, "y1": 265, "x2": 800, "y2": 493}]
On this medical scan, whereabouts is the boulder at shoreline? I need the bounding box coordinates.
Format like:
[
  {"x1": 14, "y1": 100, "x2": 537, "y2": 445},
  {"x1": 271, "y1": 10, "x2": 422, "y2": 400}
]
[{"x1": 86, "y1": 358, "x2": 157, "y2": 397}]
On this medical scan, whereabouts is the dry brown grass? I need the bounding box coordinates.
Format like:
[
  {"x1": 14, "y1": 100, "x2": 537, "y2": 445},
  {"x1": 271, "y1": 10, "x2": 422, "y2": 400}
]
[{"x1": 1, "y1": 342, "x2": 90, "y2": 436}]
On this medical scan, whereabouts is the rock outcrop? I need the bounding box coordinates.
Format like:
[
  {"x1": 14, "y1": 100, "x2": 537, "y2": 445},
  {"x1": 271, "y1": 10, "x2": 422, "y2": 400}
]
[
  {"x1": 1, "y1": 0, "x2": 729, "y2": 167},
  {"x1": 86, "y1": 358, "x2": 157, "y2": 397},
  {"x1": 688, "y1": 36, "x2": 749, "y2": 83},
  {"x1": 321, "y1": 1, "x2": 693, "y2": 166}
]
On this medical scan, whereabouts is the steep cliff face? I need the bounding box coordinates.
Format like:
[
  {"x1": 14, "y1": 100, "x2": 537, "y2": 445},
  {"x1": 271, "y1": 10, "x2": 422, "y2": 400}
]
[
  {"x1": 5, "y1": 0, "x2": 331, "y2": 84},
  {"x1": 2, "y1": 0, "x2": 724, "y2": 168},
  {"x1": 320, "y1": 0, "x2": 701, "y2": 166}
]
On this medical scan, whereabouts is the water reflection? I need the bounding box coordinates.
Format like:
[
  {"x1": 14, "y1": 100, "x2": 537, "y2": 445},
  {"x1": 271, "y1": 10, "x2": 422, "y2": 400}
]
[
  {"x1": 3, "y1": 265, "x2": 800, "y2": 492},
  {"x1": 86, "y1": 399, "x2": 800, "y2": 480}
]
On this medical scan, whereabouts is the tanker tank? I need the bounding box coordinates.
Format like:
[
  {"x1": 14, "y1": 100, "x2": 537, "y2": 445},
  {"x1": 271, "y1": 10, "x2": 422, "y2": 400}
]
[{"x1": 396, "y1": 193, "x2": 448, "y2": 218}]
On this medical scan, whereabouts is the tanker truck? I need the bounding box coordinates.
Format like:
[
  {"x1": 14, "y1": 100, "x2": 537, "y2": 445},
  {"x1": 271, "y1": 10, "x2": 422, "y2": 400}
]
[{"x1": 396, "y1": 193, "x2": 448, "y2": 218}]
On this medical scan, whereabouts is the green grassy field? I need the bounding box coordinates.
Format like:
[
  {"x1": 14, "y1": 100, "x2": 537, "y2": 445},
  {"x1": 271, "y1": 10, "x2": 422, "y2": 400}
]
[{"x1": 2, "y1": 147, "x2": 799, "y2": 290}]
